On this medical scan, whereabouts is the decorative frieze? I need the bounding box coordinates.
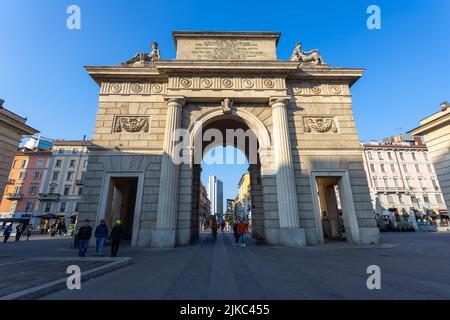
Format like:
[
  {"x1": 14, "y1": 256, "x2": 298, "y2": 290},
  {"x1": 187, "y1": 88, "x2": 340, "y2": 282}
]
[
  {"x1": 113, "y1": 116, "x2": 150, "y2": 133},
  {"x1": 101, "y1": 82, "x2": 166, "y2": 95},
  {"x1": 290, "y1": 82, "x2": 346, "y2": 96},
  {"x1": 304, "y1": 117, "x2": 338, "y2": 133},
  {"x1": 168, "y1": 76, "x2": 285, "y2": 91}
]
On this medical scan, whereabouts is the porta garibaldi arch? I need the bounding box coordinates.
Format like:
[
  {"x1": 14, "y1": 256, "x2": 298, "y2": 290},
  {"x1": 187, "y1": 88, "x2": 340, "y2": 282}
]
[{"x1": 78, "y1": 31, "x2": 381, "y2": 248}]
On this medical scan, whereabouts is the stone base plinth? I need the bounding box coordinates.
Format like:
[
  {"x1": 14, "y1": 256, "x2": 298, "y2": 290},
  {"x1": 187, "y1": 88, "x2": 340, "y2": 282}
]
[
  {"x1": 279, "y1": 228, "x2": 307, "y2": 247},
  {"x1": 151, "y1": 229, "x2": 176, "y2": 248},
  {"x1": 359, "y1": 227, "x2": 381, "y2": 245}
]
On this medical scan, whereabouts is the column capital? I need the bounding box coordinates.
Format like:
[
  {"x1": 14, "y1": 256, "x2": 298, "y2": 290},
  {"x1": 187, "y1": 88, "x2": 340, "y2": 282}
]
[
  {"x1": 269, "y1": 96, "x2": 291, "y2": 108},
  {"x1": 164, "y1": 96, "x2": 186, "y2": 107}
]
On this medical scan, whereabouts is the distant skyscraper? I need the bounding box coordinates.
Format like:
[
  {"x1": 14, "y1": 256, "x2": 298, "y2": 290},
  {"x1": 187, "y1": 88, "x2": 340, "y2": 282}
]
[{"x1": 208, "y1": 176, "x2": 223, "y2": 215}]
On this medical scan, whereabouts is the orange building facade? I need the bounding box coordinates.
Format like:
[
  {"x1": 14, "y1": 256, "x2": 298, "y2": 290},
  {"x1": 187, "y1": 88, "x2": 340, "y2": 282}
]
[{"x1": 0, "y1": 149, "x2": 52, "y2": 225}]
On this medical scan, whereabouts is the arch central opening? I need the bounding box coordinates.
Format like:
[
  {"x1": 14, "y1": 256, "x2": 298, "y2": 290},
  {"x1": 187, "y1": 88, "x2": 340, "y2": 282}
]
[{"x1": 190, "y1": 115, "x2": 265, "y2": 245}]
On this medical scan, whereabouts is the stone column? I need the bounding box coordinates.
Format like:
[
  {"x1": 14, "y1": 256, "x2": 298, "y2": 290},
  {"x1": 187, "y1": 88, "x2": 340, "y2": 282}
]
[
  {"x1": 270, "y1": 96, "x2": 306, "y2": 247},
  {"x1": 152, "y1": 96, "x2": 185, "y2": 248}
]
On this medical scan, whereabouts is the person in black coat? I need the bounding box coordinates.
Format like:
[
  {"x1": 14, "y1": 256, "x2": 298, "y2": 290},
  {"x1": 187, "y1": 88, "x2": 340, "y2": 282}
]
[{"x1": 109, "y1": 219, "x2": 124, "y2": 257}]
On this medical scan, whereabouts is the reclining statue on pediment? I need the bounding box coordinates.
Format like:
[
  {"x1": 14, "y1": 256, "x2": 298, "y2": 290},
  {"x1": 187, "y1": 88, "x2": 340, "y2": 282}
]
[
  {"x1": 290, "y1": 42, "x2": 325, "y2": 66},
  {"x1": 122, "y1": 42, "x2": 161, "y2": 66}
]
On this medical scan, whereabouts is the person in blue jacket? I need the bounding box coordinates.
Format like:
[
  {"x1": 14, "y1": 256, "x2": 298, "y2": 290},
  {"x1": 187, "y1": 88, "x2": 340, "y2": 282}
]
[
  {"x1": 94, "y1": 220, "x2": 109, "y2": 257},
  {"x1": 3, "y1": 224, "x2": 13, "y2": 243}
]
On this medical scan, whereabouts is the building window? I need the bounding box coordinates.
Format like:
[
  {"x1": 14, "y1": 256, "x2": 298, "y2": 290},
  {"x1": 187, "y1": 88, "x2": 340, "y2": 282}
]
[
  {"x1": 427, "y1": 164, "x2": 433, "y2": 173},
  {"x1": 406, "y1": 177, "x2": 412, "y2": 189},
  {"x1": 14, "y1": 186, "x2": 22, "y2": 194},
  {"x1": 64, "y1": 186, "x2": 70, "y2": 196},
  {"x1": 423, "y1": 195, "x2": 430, "y2": 204},
  {"x1": 25, "y1": 202, "x2": 33, "y2": 212},
  {"x1": 431, "y1": 178, "x2": 438, "y2": 189},
  {"x1": 18, "y1": 171, "x2": 26, "y2": 180},
  {"x1": 377, "y1": 151, "x2": 383, "y2": 160},
  {"x1": 37, "y1": 159, "x2": 44, "y2": 169},
  {"x1": 436, "y1": 194, "x2": 444, "y2": 204},
  {"x1": 411, "y1": 194, "x2": 417, "y2": 203},
  {"x1": 45, "y1": 202, "x2": 52, "y2": 213},
  {"x1": 412, "y1": 152, "x2": 417, "y2": 161},
  {"x1": 58, "y1": 149, "x2": 64, "y2": 154},
  {"x1": 55, "y1": 159, "x2": 62, "y2": 168},
  {"x1": 418, "y1": 177, "x2": 425, "y2": 190},
  {"x1": 373, "y1": 178, "x2": 379, "y2": 188},
  {"x1": 399, "y1": 152, "x2": 404, "y2": 161},
  {"x1": 78, "y1": 187, "x2": 83, "y2": 195},
  {"x1": 390, "y1": 164, "x2": 396, "y2": 172},
  {"x1": 52, "y1": 172, "x2": 59, "y2": 181},
  {"x1": 398, "y1": 195, "x2": 404, "y2": 203},
  {"x1": 380, "y1": 164, "x2": 385, "y2": 173},
  {"x1": 387, "y1": 152, "x2": 392, "y2": 160},
  {"x1": 20, "y1": 160, "x2": 27, "y2": 168},
  {"x1": 383, "y1": 177, "x2": 389, "y2": 188},
  {"x1": 10, "y1": 203, "x2": 17, "y2": 211},
  {"x1": 370, "y1": 164, "x2": 375, "y2": 172},
  {"x1": 83, "y1": 160, "x2": 88, "y2": 168},
  {"x1": 28, "y1": 186, "x2": 37, "y2": 195},
  {"x1": 60, "y1": 202, "x2": 66, "y2": 213},
  {"x1": 75, "y1": 202, "x2": 80, "y2": 212},
  {"x1": 66, "y1": 172, "x2": 74, "y2": 181},
  {"x1": 387, "y1": 195, "x2": 394, "y2": 203},
  {"x1": 393, "y1": 177, "x2": 399, "y2": 188},
  {"x1": 33, "y1": 171, "x2": 41, "y2": 180},
  {"x1": 12, "y1": 160, "x2": 17, "y2": 168},
  {"x1": 72, "y1": 148, "x2": 78, "y2": 154},
  {"x1": 415, "y1": 164, "x2": 420, "y2": 173},
  {"x1": 424, "y1": 152, "x2": 429, "y2": 161},
  {"x1": 69, "y1": 159, "x2": 76, "y2": 168},
  {"x1": 403, "y1": 164, "x2": 408, "y2": 172},
  {"x1": 49, "y1": 186, "x2": 56, "y2": 194}
]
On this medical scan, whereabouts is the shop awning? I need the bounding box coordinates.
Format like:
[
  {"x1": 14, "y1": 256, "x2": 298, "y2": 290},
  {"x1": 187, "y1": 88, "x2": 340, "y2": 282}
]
[{"x1": 38, "y1": 214, "x2": 65, "y2": 220}]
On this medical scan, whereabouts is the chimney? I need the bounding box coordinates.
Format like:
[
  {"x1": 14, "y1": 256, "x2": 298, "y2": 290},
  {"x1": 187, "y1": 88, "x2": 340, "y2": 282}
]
[
  {"x1": 0, "y1": 98, "x2": 4, "y2": 108},
  {"x1": 414, "y1": 136, "x2": 423, "y2": 146}
]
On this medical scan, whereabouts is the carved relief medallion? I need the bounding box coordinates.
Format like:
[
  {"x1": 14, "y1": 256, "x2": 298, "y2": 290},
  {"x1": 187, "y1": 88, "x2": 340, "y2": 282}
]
[
  {"x1": 304, "y1": 117, "x2": 338, "y2": 133},
  {"x1": 113, "y1": 116, "x2": 150, "y2": 133},
  {"x1": 180, "y1": 78, "x2": 192, "y2": 88},
  {"x1": 222, "y1": 78, "x2": 234, "y2": 88}
]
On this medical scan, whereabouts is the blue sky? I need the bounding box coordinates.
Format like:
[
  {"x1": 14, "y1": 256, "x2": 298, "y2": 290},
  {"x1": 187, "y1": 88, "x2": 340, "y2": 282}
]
[{"x1": 1, "y1": 0, "x2": 449, "y2": 204}]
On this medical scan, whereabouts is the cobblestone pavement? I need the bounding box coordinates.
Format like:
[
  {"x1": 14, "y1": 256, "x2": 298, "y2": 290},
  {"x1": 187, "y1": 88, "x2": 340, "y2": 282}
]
[
  {"x1": 0, "y1": 258, "x2": 109, "y2": 298},
  {"x1": 2, "y1": 231, "x2": 450, "y2": 299}
]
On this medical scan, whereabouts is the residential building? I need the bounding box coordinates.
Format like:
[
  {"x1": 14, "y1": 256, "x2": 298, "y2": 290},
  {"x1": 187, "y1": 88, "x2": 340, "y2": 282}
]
[
  {"x1": 409, "y1": 102, "x2": 450, "y2": 213},
  {"x1": 38, "y1": 140, "x2": 91, "y2": 227},
  {"x1": 198, "y1": 182, "x2": 210, "y2": 227},
  {"x1": 208, "y1": 176, "x2": 223, "y2": 215},
  {"x1": 233, "y1": 173, "x2": 251, "y2": 221},
  {"x1": 362, "y1": 135, "x2": 447, "y2": 227},
  {"x1": 0, "y1": 148, "x2": 52, "y2": 227},
  {"x1": 0, "y1": 99, "x2": 38, "y2": 197}
]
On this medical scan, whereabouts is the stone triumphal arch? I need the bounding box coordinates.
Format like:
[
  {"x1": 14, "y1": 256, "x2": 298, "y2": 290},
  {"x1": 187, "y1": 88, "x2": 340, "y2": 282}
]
[{"x1": 79, "y1": 31, "x2": 380, "y2": 248}]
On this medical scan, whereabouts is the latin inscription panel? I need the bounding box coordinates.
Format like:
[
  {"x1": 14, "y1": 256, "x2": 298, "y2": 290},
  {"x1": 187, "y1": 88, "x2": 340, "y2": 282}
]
[{"x1": 176, "y1": 38, "x2": 277, "y2": 61}]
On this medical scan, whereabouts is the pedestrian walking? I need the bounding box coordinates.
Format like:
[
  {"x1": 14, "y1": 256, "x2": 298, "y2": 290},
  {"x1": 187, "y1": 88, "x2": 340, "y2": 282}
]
[
  {"x1": 109, "y1": 219, "x2": 124, "y2": 257},
  {"x1": 232, "y1": 220, "x2": 239, "y2": 246},
  {"x1": 3, "y1": 224, "x2": 13, "y2": 243},
  {"x1": 26, "y1": 225, "x2": 33, "y2": 241},
  {"x1": 15, "y1": 224, "x2": 23, "y2": 242},
  {"x1": 211, "y1": 219, "x2": 218, "y2": 241},
  {"x1": 77, "y1": 219, "x2": 92, "y2": 257},
  {"x1": 94, "y1": 220, "x2": 109, "y2": 257},
  {"x1": 237, "y1": 218, "x2": 248, "y2": 247},
  {"x1": 220, "y1": 220, "x2": 225, "y2": 232}
]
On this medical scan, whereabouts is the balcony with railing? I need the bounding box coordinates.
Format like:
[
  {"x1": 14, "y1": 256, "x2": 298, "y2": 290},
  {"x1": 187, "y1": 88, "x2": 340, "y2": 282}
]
[
  {"x1": 376, "y1": 186, "x2": 407, "y2": 193},
  {"x1": 39, "y1": 193, "x2": 61, "y2": 202},
  {"x1": 6, "y1": 193, "x2": 23, "y2": 200},
  {"x1": 6, "y1": 178, "x2": 15, "y2": 185},
  {"x1": 75, "y1": 179, "x2": 84, "y2": 185}
]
